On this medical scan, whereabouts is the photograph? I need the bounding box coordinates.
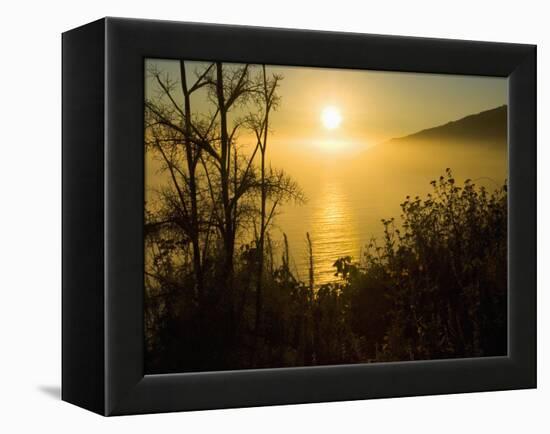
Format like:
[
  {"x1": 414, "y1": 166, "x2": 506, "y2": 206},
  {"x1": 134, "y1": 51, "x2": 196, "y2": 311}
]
[{"x1": 144, "y1": 59, "x2": 508, "y2": 374}]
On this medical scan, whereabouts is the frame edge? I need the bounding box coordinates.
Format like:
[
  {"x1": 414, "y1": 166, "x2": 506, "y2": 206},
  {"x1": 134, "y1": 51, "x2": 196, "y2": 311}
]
[{"x1": 62, "y1": 18, "x2": 107, "y2": 415}]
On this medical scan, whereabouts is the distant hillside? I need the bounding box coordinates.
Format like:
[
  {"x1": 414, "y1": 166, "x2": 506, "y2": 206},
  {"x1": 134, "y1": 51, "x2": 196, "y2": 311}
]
[
  {"x1": 386, "y1": 105, "x2": 507, "y2": 147},
  {"x1": 346, "y1": 105, "x2": 508, "y2": 183}
]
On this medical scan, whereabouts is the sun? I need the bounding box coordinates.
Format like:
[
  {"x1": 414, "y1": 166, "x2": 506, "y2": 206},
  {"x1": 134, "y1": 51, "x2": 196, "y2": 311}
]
[{"x1": 321, "y1": 106, "x2": 342, "y2": 130}]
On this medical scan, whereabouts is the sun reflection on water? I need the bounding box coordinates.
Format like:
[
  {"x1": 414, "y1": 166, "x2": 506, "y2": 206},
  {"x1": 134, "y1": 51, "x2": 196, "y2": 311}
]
[{"x1": 307, "y1": 180, "x2": 361, "y2": 286}]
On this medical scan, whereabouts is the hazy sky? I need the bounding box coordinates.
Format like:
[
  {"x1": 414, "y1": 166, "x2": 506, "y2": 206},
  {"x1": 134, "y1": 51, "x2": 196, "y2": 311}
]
[{"x1": 146, "y1": 58, "x2": 507, "y2": 158}]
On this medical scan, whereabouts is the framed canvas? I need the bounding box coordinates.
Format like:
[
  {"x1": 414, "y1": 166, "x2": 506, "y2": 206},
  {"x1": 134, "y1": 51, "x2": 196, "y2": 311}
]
[{"x1": 62, "y1": 17, "x2": 536, "y2": 416}]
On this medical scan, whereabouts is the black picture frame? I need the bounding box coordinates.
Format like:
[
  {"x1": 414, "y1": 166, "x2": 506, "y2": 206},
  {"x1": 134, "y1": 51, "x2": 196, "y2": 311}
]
[{"x1": 62, "y1": 17, "x2": 536, "y2": 416}]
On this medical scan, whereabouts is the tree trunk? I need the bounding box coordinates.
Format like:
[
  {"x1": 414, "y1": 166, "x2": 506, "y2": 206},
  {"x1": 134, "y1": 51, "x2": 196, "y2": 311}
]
[
  {"x1": 255, "y1": 65, "x2": 270, "y2": 335},
  {"x1": 215, "y1": 62, "x2": 235, "y2": 281},
  {"x1": 180, "y1": 60, "x2": 204, "y2": 301}
]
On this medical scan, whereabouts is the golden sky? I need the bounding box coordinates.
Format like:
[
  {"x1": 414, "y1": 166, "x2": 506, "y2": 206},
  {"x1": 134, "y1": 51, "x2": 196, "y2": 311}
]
[{"x1": 146, "y1": 58, "x2": 507, "y2": 159}]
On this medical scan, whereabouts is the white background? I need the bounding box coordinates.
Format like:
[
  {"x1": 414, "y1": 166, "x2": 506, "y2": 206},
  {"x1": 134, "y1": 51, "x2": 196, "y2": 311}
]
[{"x1": 0, "y1": 0, "x2": 547, "y2": 431}]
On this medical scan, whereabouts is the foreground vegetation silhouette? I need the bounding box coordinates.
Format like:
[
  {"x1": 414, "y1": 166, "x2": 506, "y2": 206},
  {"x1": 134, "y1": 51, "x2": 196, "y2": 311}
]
[
  {"x1": 145, "y1": 168, "x2": 507, "y2": 372},
  {"x1": 144, "y1": 60, "x2": 506, "y2": 373}
]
